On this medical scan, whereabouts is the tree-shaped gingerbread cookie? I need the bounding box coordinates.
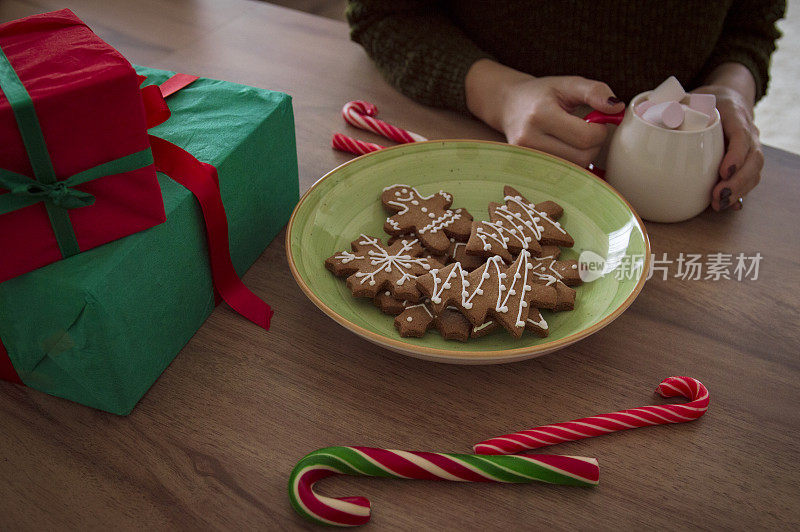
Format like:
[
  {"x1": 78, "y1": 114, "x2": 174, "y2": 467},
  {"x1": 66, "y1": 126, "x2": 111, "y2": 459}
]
[
  {"x1": 466, "y1": 186, "x2": 574, "y2": 259},
  {"x1": 416, "y1": 250, "x2": 557, "y2": 338}
]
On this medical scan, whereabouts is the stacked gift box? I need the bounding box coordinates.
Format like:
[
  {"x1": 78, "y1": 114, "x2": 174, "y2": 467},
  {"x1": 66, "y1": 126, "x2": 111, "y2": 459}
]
[{"x1": 0, "y1": 10, "x2": 299, "y2": 414}]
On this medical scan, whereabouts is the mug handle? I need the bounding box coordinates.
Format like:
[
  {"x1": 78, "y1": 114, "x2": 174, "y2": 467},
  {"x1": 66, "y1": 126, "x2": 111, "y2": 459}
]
[
  {"x1": 583, "y1": 110, "x2": 626, "y2": 178},
  {"x1": 584, "y1": 109, "x2": 625, "y2": 126}
]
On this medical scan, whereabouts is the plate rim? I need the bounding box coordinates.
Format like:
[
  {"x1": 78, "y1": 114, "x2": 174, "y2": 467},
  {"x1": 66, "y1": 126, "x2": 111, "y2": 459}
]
[{"x1": 285, "y1": 139, "x2": 652, "y2": 362}]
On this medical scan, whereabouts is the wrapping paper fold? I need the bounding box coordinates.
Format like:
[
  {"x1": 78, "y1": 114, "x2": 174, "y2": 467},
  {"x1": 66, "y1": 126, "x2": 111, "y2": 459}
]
[{"x1": 0, "y1": 66, "x2": 299, "y2": 414}]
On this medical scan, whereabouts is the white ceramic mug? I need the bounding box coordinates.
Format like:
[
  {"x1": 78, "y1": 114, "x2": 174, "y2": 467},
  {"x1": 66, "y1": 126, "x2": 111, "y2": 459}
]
[{"x1": 585, "y1": 91, "x2": 724, "y2": 223}]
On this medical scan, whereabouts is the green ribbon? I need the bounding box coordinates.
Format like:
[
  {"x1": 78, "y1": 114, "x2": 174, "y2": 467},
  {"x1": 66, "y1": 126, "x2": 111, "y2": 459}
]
[
  {"x1": 0, "y1": 149, "x2": 154, "y2": 214},
  {"x1": 0, "y1": 45, "x2": 154, "y2": 258}
]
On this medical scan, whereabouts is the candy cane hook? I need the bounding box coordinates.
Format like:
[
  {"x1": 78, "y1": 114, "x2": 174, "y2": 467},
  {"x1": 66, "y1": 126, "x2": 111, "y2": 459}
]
[
  {"x1": 474, "y1": 376, "x2": 709, "y2": 455},
  {"x1": 332, "y1": 133, "x2": 386, "y2": 156},
  {"x1": 288, "y1": 446, "x2": 598, "y2": 527},
  {"x1": 342, "y1": 100, "x2": 427, "y2": 144}
]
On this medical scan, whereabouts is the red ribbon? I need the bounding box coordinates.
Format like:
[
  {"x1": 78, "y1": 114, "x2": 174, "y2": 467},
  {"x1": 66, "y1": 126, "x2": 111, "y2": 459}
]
[
  {"x1": 146, "y1": 73, "x2": 272, "y2": 330},
  {"x1": 0, "y1": 338, "x2": 22, "y2": 384},
  {"x1": 159, "y1": 73, "x2": 199, "y2": 97},
  {"x1": 0, "y1": 72, "x2": 272, "y2": 384},
  {"x1": 148, "y1": 134, "x2": 272, "y2": 330}
]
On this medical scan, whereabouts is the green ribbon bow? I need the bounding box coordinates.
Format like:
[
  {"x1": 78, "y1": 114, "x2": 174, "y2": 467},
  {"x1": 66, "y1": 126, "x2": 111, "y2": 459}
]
[
  {"x1": 0, "y1": 44, "x2": 154, "y2": 258},
  {"x1": 10, "y1": 180, "x2": 95, "y2": 210},
  {"x1": 0, "y1": 149, "x2": 154, "y2": 215}
]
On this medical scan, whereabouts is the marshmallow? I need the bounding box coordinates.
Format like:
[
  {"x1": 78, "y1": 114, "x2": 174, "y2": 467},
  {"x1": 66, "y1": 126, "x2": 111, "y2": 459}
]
[
  {"x1": 634, "y1": 99, "x2": 655, "y2": 117},
  {"x1": 678, "y1": 104, "x2": 711, "y2": 131},
  {"x1": 688, "y1": 93, "x2": 716, "y2": 117},
  {"x1": 642, "y1": 101, "x2": 685, "y2": 129},
  {"x1": 649, "y1": 75, "x2": 686, "y2": 104}
]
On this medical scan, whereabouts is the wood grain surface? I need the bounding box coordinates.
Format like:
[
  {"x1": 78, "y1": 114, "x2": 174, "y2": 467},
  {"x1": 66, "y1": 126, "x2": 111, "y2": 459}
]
[{"x1": 1, "y1": 1, "x2": 799, "y2": 529}]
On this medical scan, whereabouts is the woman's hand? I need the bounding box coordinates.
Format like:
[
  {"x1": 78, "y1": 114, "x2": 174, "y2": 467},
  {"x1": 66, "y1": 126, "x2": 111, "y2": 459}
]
[
  {"x1": 694, "y1": 63, "x2": 763, "y2": 211},
  {"x1": 465, "y1": 59, "x2": 624, "y2": 168}
]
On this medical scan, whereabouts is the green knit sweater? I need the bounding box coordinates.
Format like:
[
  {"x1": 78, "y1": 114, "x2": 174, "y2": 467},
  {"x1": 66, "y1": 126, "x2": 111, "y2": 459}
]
[{"x1": 347, "y1": 1, "x2": 785, "y2": 113}]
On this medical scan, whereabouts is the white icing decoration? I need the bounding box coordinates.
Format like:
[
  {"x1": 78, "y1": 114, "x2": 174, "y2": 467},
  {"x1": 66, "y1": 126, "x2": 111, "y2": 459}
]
[
  {"x1": 527, "y1": 314, "x2": 549, "y2": 330},
  {"x1": 529, "y1": 256, "x2": 565, "y2": 285},
  {"x1": 475, "y1": 221, "x2": 525, "y2": 252},
  {"x1": 419, "y1": 210, "x2": 460, "y2": 234},
  {"x1": 504, "y1": 194, "x2": 567, "y2": 236},
  {"x1": 403, "y1": 303, "x2": 433, "y2": 319},
  {"x1": 335, "y1": 250, "x2": 363, "y2": 264},
  {"x1": 352, "y1": 235, "x2": 434, "y2": 288},
  {"x1": 473, "y1": 321, "x2": 493, "y2": 332}
]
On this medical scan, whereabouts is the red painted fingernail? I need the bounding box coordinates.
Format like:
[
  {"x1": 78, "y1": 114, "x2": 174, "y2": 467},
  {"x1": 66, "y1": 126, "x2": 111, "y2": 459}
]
[{"x1": 727, "y1": 165, "x2": 736, "y2": 179}]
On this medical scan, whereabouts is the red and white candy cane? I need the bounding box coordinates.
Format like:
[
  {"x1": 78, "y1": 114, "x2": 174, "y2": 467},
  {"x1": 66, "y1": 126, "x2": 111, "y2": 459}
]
[
  {"x1": 288, "y1": 446, "x2": 598, "y2": 527},
  {"x1": 342, "y1": 100, "x2": 427, "y2": 144},
  {"x1": 474, "y1": 376, "x2": 709, "y2": 455},
  {"x1": 331, "y1": 133, "x2": 385, "y2": 156}
]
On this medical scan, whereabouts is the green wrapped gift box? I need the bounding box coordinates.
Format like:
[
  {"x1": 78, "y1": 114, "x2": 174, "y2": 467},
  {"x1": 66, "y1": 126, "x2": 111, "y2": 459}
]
[{"x1": 0, "y1": 66, "x2": 299, "y2": 414}]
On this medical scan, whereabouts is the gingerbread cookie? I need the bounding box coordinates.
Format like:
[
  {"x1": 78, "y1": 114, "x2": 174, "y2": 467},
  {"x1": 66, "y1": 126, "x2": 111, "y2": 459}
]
[
  {"x1": 394, "y1": 303, "x2": 434, "y2": 337},
  {"x1": 525, "y1": 309, "x2": 550, "y2": 337},
  {"x1": 470, "y1": 320, "x2": 500, "y2": 338},
  {"x1": 435, "y1": 306, "x2": 473, "y2": 342},
  {"x1": 417, "y1": 250, "x2": 556, "y2": 338},
  {"x1": 465, "y1": 219, "x2": 524, "y2": 263},
  {"x1": 525, "y1": 249, "x2": 580, "y2": 311},
  {"x1": 553, "y1": 281, "x2": 576, "y2": 311},
  {"x1": 471, "y1": 309, "x2": 549, "y2": 339},
  {"x1": 325, "y1": 234, "x2": 442, "y2": 301},
  {"x1": 531, "y1": 250, "x2": 582, "y2": 287},
  {"x1": 381, "y1": 184, "x2": 473, "y2": 253},
  {"x1": 448, "y1": 239, "x2": 485, "y2": 271},
  {"x1": 501, "y1": 186, "x2": 574, "y2": 247},
  {"x1": 394, "y1": 303, "x2": 471, "y2": 342},
  {"x1": 466, "y1": 186, "x2": 573, "y2": 259},
  {"x1": 539, "y1": 245, "x2": 562, "y2": 259},
  {"x1": 418, "y1": 256, "x2": 557, "y2": 316},
  {"x1": 373, "y1": 290, "x2": 410, "y2": 315}
]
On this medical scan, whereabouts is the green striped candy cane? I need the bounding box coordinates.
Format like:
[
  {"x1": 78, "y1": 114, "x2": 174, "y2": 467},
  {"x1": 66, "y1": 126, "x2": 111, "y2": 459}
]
[{"x1": 288, "y1": 446, "x2": 599, "y2": 526}]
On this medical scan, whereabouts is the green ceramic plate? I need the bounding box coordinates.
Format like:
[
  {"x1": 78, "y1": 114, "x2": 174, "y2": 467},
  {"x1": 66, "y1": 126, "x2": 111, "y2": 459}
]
[{"x1": 286, "y1": 140, "x2": 650, "y2": 364}]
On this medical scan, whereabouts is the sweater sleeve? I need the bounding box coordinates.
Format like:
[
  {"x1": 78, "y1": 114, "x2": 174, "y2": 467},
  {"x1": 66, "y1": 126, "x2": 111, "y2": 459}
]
[
  {"x1": 346, "y1": 0, "x2": 493, "y2": 113},
  {"x1": 696, "y1": 0, "x2": 786, "y2": 102}
]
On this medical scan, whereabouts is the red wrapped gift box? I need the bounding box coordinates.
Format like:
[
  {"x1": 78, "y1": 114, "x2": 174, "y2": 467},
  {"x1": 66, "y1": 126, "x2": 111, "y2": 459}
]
[{"x1": 0, "y1": 9, "x2": 165, "y2": 282}]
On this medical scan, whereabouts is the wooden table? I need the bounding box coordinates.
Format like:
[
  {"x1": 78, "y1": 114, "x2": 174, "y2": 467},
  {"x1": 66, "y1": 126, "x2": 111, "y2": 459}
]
[{"x1": 2, "y1": 1, "x2": 799, "y2": 529}]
